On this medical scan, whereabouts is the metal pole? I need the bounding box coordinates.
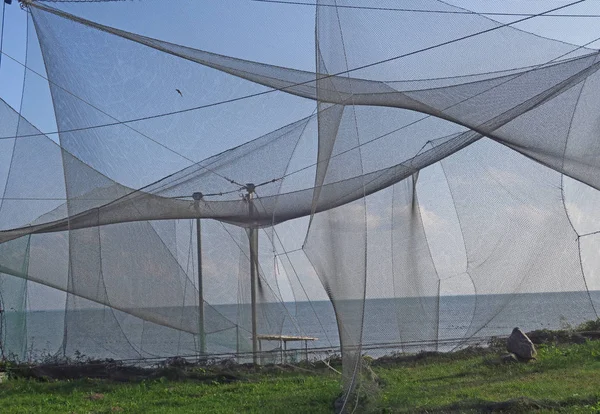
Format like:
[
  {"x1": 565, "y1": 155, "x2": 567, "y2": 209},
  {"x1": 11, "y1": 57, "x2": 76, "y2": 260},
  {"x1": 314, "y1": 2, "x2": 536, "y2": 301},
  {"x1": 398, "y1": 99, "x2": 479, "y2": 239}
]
[
  {"x1": 246, "y1": 184, "x2": 258, "y2": 364},
  {"x1": 192, "y1": 193, "x2": 205, "y2": 356},
  {"x1": 196, "y1": 218, "x2": 205, "y2": 355}
]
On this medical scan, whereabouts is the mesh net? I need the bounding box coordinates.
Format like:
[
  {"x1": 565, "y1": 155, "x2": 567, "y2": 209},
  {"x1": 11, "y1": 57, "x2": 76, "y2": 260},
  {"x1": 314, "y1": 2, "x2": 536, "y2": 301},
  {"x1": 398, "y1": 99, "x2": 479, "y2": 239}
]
[{"x1": 2, "y1": 0, "x2": 600, "y2": 407}]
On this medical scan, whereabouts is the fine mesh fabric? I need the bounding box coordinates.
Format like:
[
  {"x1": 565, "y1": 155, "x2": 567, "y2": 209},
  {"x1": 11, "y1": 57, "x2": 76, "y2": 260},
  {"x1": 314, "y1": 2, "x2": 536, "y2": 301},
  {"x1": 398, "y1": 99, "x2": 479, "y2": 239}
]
[{"x1": 2, "y1": 0, "x2": 600, "y2": 407}]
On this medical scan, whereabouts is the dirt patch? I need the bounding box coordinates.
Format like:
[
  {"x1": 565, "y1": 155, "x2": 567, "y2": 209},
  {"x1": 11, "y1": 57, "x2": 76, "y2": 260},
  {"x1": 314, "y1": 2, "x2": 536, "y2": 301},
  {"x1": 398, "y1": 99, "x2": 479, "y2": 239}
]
[
  {"x1": 6, "y1": 359, "x2": 241, "y2": 383},
  {"x1": 86, "y1": 393, "x2": 105, "y2": 401},
  {"x1": 525, "y1": 329, "x2": 600, "y2": 345},
  {"x1": 2, "y1": 356, "x2": 338, "y2": 383},
  {"x1": 372, "y1": 347, "x2": 495, "y2": 368},
  {"x1": 3, "y1": 329, "x2": 598, "y2": 382}
]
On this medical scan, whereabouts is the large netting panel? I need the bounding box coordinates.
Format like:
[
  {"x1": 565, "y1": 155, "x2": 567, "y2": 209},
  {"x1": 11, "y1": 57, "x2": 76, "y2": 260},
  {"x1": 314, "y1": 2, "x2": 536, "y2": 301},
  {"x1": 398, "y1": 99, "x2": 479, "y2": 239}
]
[
  {"x1": 0, "y1": 96, "x2": 27, "y2": 360},
  {"x1": 28, "y1": 3, "x2": 595, "y2": 123},
  {"x1": 25, "y1": 281, "x2": 66, "y2": 359},
  {"x1": 144, "y1": 115, "x2": 315, "y2": 202},
  {"x1": 59, "y1": 147, "x2": 200, "y2": 357},
  {"x1": 312, "y1": 0, "x2": 593, "y2": 82},
  {"x1": 415, "y1": 158, "x2": 471, "y2": 346},
  {"x1": 580, "y1": 234, "x2": 600, "y2": 313},
  {"x1": 241, "y1": 221, "x2": 297, "y2": 360},
  {"x1": 304, "y1": 2, "x2": 368, "y2": 400},
  {"x1": 45, "y1": 0, "x2": 316, "y2": 70},
  {"x1": 0, "y1": 98, "x2": 242, "y2": 358},
  {"x1": 304, "y1": 197, "x2": 365, "y2": 391},
  {"x1": 0, "y1": 68, "x2": 61, "y2": 359},
  {"x1": 196, "y1": 221, "x2": 253, "y2": 356},
  {"x1": 0, "y1": 237, "x2": 29, "y2": 360},
  {"x1": 0, "y1": 101, "x2": 18, "y2": 215},
  {"x1": 565, "y1": 179, "x2": 600, "y2": 313},
  {"x1": 180, "y1": 221, "x2": 242, "y2": 355},
  {"x1": 25, "y1": 217, "x2": 243, "y2": 359},
  {"x1": 98, "y1": 222, "x2": 193, "y2": 322},
  {"x1": 0, "y1": 4, "x2": 593, "y2": 241},
  {"x1": 494, "y1": 56, "x2": 600, "y2": 192},
  {"x1": 62, "y1": 294, "x2": 142, "y2": 359},
  {"x1": 4, "y1": 3, "x2": 600, "y2": 410},
  {"x1": 304, "y1": 2, "x2": 600, "y2": 399},
  {"x1": 44, "y1": 1, "x2": 599, "y2": 123},
  {"x1": 390, "y1": 176, "x2": 440, "y2": 352},
  {"x1": 0, "y1": 99, "x2": 66, "y2": 230},
  {"x1": 66, "y1": 298, "x2": 235, "y2": 360},
  {"x1": 254, "y1": 222, "x2": 306, "y2": 339},
  {"x1": 28, "y1": 2, "x2": 600, "y2": 210},
  {"x1": 28, "y1": 5, "x2": 320, "y2": 361},
  {"x1": 360, "y1": 189, "x2": 397, "y2": 352},
  {"x1": 30, "y1": 5, "x2": 315, "y2": 189},
  {"x1": 307, "y1": 2, "x2": 600, "y2": 380},
  {"x1": 352, "y1": 114, "x2": 465, "y2": 355},
  {"x1": 304, "y1": 102, "x2": 367, "y2": 402},
  {"x1": 439, "y1": 138, "x2": 598, "y2": 339},
  {"x1": 26, "y1": 7, "x2": 229, "y2": 359},
  {"x1": 265, "y1": 220, "x2": 338, "y2": 351}
]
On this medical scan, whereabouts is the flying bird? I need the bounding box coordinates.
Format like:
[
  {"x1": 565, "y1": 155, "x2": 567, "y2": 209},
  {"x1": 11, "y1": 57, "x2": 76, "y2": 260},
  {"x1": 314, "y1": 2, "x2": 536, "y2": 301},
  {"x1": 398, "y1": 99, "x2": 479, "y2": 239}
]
[{"x1": 176, "y1": 88, "x2": 183, "y2": 97}]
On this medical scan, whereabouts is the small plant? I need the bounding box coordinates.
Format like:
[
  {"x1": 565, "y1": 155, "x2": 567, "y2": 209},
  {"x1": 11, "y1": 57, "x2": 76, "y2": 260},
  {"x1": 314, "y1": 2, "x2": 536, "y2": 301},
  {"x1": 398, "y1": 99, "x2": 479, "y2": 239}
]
[
  {"x1": 575, "y1": 318, "x2": 600, "y2": 332},
  {"x1": 559, "y1": 315, "x2": 573, "y2": 331},
  {"x1": 73, "y1": 350, "x2": 88, "y2": 364},
  {"x1": 488, "y1": 336, "x2": 506, "y2": 351}
]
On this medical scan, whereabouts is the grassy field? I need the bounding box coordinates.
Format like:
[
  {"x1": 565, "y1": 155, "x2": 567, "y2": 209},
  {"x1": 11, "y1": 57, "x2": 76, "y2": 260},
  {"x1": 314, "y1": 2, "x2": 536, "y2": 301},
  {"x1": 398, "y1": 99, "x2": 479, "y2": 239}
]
[
  {"x1": 1, "y1": 338, "x2": 600, "y2": 413},
  {"x1": 372, "y1": 340, "x2": 600, "y2": 413}
]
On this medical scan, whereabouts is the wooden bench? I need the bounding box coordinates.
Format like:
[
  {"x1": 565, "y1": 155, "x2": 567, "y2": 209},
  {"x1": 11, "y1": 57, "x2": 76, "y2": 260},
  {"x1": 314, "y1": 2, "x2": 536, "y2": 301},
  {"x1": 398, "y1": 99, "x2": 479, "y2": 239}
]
[{"x1": 256, "y1": 334, "x2": 318, "y2": 363}]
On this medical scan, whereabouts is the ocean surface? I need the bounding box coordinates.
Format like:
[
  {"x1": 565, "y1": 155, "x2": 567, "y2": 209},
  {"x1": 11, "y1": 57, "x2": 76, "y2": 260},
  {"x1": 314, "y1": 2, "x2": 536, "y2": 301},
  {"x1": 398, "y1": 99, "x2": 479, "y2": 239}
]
[{"x1": 5, "y1": 291, "x2": 600, "y2": 362}]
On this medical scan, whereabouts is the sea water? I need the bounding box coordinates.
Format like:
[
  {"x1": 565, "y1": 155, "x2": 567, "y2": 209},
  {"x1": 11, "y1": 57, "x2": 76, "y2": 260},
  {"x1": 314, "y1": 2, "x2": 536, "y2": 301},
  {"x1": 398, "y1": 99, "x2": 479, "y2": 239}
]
[{"x1": 5, "y1": 291, "x2": 599, "y2": 361}]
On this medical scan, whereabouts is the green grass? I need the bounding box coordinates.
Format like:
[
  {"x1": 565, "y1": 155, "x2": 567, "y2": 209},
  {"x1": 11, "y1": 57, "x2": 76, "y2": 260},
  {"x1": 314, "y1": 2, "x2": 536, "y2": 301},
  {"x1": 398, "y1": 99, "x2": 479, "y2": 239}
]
[
  {"x1": 0, "y1": 370, "x2": 341, "y2": 413},
  {"x1": 2, "y1": 340, "x2": 600, "y2": 413},
  {"x1": 372, "y1": 341, "x2": 600, "y2": 413}
]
